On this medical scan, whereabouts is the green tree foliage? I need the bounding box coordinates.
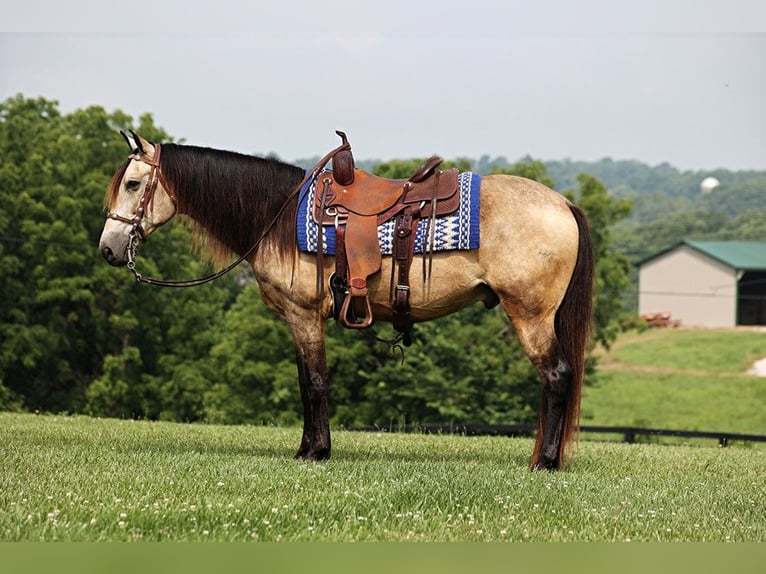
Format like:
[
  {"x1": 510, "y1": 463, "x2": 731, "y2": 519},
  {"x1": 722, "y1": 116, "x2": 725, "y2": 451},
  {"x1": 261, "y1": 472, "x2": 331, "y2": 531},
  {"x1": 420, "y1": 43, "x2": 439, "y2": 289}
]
[
  {"x1": 202, "y1": 285, "x2": 300, "y2": 425},
  {"x1": 372, "y1": 157, "x2": 472, "y2": 179},
  {"x1": 489, "y1": 158, "x2": 555, "y2": 188},
  {"x1": 0, "y1": 95, "x2": 237, "y2": 417},
  {"x1": 712, "y1": 209, "x2": 766, "y2": 241},
  {"x1": 325, "y1": 306, "x2": 540, "y2": 427},
  {"x1": 565, "y1": 174, "x2": 634, "y2": 349},
  {"x1": 540, "y1": 158, "x2": 766, "y2": 232},
  {"x1": 0, "y1": 95, "x2": 132, "y2": 411},
  {"x1": 615, "y1": 210, "x2": 729, "y2": 262}
]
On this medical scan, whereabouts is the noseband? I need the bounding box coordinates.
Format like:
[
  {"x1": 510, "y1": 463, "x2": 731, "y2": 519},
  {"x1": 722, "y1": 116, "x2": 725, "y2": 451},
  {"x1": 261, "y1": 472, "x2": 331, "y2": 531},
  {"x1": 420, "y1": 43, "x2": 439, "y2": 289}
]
[{"x1": 107, "y1": 144, "x2": 175, "y2": 240}]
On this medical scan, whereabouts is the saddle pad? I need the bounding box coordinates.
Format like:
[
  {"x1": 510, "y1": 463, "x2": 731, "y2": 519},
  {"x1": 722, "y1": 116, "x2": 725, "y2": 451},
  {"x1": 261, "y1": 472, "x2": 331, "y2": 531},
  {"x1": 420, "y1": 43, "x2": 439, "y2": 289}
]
[{"x1": 296, "y1": 171, "x2": 481, "y2": 255}]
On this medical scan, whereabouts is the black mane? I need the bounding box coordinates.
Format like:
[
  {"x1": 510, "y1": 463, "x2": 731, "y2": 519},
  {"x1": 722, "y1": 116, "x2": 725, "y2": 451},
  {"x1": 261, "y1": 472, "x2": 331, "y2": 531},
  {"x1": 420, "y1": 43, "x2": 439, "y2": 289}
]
[{"x1": 159, "y1": 143, "x2": 306, "y2": 262}]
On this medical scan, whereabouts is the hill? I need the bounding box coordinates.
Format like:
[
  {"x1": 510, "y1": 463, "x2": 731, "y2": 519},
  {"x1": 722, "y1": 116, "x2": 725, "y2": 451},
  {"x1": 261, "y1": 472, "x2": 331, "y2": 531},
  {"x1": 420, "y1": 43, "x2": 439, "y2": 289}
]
[{"x1": 585, "y1": 327, "x2": 766, "y2": 439}]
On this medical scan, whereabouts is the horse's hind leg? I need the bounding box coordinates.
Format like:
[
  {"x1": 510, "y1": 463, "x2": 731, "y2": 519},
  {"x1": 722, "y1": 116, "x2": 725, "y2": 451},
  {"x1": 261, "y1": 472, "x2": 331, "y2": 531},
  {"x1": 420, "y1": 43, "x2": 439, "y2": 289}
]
[
  {"x1": 510, "y1": 314, "x2": 574, "y2": 470},
  {"x1": 289, "y1": 320, "x2": 331, "y2": 461},
  {"x1": 534, "y1": 349, "x2": 574, "y2": 470}
]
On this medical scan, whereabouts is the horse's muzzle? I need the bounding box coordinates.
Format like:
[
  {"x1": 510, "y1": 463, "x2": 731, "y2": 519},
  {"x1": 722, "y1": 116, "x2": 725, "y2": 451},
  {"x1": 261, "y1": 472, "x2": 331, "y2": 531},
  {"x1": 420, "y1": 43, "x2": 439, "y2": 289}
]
[{"x1": 100, "y1": 244, "x2": 127, "y2": 267}]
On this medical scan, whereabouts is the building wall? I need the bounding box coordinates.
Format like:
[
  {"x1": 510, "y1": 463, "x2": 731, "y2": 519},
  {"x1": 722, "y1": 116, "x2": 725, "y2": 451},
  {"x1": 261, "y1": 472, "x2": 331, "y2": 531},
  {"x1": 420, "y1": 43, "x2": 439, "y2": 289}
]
[{"x1": 638, "y1": 245, "x2": 738, "y2": 327}]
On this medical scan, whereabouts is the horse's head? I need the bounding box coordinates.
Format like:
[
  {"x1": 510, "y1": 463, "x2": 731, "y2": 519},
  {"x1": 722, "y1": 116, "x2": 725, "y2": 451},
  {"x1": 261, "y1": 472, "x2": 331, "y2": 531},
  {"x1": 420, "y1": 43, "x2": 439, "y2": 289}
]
[{"x1": 99, "y1": 131, "x2": 177, "y2": 266}]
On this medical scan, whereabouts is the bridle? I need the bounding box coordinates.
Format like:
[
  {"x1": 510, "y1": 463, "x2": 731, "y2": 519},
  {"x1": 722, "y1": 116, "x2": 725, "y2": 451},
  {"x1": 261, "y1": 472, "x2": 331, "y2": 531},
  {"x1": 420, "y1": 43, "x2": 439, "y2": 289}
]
[
  {"x1": 106, "y1": 144, "x2": 171, "y2": 243},
  {"x1": 107, "y1": 136, "x2": 351, "y2": 288}
]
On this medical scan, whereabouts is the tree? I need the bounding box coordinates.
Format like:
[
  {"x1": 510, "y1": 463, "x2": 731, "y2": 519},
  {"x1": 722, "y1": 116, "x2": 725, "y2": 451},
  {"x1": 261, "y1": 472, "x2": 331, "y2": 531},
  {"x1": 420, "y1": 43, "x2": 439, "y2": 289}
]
[
  {"x1": 490, "y1": 158, "x2": 555, "y2": 188},
  {"x1": 614, "y1": 210, "x2": 729, "y2": 262},
  {"x1": 373, "y1": 157, "x2": 472, "y2": 179},
  {"x1": 0, "y1": 95, "x2": 238, "y2": 416},
  {"x1": 325, "y1": 305, "x2": 539, "y2": 427},
  {"x1": 713, "y1": 210, "x2": 766, "y2": 241},
  {"x1": 202, "y1": 285, "x2": 300, "y2": 425}
]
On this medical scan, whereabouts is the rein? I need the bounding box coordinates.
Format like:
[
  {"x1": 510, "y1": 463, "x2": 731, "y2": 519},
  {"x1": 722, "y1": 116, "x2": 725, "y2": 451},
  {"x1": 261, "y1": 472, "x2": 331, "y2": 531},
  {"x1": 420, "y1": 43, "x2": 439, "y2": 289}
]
[{"x1": 119, "y1": 139, "x2": 350, "y2": 288}]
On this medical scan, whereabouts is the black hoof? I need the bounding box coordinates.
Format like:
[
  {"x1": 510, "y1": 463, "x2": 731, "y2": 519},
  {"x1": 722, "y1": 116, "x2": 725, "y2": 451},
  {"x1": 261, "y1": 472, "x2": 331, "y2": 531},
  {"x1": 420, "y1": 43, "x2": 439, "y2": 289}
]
[
  {"x1": 532, "y1": 459, "x2": 560, "y2": 471},
  {"x1": 295, "y1": 447, "x2": 331, "y2": 461}
]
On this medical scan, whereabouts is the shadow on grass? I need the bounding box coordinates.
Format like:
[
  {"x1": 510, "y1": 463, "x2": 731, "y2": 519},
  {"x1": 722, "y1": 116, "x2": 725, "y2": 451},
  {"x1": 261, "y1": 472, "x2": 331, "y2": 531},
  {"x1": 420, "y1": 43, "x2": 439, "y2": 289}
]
[
  {"x1": 115, "y1": 429, "x2": 535, "y2": 469},
  {"x1": 12, "y1": 414, "x2": 536, "y2": 470}
]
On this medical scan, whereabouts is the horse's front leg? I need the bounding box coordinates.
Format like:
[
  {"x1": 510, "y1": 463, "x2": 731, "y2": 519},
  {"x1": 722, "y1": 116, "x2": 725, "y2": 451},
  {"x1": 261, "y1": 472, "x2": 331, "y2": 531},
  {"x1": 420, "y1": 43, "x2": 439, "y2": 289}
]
[{"x1": 290, "y1": 322, "x2": 331, "y2": 461}]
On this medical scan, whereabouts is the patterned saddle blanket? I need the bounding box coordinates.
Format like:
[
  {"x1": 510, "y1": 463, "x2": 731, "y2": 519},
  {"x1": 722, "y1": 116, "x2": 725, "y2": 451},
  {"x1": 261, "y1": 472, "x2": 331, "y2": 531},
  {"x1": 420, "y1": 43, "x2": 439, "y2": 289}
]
[{"x1": 296, "y1": 171, "x2": 481, "y2": 255}]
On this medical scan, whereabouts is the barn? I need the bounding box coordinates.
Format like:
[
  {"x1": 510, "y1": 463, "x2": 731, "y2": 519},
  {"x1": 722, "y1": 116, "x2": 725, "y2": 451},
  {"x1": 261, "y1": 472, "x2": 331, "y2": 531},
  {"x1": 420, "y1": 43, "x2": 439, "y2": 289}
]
[{"x1": 637, "y1": 240, "x2": 766, "y2": 328}]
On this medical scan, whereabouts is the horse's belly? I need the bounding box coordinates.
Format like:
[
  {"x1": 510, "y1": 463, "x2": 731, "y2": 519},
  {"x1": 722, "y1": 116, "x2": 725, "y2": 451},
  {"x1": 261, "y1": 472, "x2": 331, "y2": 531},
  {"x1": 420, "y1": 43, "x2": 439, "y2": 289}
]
[{"x1": 365, "y1": 252, "x2": 495, "y2": 322}]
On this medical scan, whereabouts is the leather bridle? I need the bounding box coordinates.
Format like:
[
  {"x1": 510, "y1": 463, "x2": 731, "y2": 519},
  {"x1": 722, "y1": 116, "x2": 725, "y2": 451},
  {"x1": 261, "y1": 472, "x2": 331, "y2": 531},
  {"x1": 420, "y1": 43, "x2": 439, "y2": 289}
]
[{"x1": 106, "y1": 144, "x2": 175, "y2": 241}]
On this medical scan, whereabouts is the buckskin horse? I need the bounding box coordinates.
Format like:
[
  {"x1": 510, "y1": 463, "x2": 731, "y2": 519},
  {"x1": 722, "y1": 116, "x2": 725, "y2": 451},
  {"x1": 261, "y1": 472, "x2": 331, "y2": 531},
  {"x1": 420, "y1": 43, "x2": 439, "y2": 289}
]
[{"x1": 98, "y1": 131, "x2": 594, "y2": 470}]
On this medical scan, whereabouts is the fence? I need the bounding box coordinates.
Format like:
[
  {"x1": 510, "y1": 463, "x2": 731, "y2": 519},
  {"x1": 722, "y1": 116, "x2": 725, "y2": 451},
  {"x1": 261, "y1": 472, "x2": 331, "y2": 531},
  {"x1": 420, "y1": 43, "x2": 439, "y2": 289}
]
[{"x1": 351, "y1": 423, "x2": 766, "y2": 447}]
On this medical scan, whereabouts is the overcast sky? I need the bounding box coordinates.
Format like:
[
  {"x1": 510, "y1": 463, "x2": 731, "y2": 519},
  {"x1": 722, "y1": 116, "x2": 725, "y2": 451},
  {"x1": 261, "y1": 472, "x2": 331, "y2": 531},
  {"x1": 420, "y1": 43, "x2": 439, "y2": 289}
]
[{"x1": 1, "y1": 1, "x2": 764, "y2": 171}]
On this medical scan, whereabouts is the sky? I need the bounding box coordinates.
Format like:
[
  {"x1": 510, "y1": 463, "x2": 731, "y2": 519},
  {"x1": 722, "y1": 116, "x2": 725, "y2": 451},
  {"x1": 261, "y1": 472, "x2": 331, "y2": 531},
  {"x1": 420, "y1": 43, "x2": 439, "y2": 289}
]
[{"x1": 1, "y1": 0, "x2": 764, "y2": 172}]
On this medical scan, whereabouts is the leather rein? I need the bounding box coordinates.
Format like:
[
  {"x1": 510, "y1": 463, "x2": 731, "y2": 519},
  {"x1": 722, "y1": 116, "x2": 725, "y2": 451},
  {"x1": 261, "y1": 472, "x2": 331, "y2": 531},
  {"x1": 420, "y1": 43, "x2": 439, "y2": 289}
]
[{"x1": 110, "y1": 140, "x2": 350, "y2": 288}]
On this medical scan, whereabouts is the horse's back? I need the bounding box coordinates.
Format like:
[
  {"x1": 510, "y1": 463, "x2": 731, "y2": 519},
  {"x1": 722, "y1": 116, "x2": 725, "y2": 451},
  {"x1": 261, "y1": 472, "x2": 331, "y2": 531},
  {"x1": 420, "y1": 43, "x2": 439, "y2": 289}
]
[{"x1": 478, "y1": 174, "x2": 578, "y2": 252}]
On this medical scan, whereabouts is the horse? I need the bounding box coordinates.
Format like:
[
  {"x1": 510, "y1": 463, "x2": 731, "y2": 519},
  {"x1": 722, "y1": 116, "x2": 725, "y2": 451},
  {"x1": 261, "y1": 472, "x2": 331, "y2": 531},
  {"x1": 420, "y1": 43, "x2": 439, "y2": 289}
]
[{"x1": 98, "y1": 132, "x2": 594, "y2": 470}]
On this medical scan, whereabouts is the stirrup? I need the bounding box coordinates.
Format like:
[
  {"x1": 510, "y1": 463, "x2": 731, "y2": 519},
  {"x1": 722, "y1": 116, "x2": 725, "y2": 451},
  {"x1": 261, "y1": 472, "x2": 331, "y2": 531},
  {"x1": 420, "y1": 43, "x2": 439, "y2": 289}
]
[{"x1": 339, "y1": 292, "x2": 374, "y2": 329}]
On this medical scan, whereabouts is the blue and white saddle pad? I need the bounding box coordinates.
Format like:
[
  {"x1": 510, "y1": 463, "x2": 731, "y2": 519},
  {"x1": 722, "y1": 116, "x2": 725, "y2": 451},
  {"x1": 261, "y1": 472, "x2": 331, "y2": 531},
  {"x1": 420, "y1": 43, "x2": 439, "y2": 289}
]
[{"x1": 296, "y1": 171, "x2": 481, "y2": 255}]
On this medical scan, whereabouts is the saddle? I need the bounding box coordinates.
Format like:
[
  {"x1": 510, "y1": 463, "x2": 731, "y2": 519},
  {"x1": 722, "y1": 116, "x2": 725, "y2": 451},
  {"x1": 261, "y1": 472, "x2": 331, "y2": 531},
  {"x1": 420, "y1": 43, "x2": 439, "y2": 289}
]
[{"x1": 313, "y1": 131, "x2": 460, "y2": 343}]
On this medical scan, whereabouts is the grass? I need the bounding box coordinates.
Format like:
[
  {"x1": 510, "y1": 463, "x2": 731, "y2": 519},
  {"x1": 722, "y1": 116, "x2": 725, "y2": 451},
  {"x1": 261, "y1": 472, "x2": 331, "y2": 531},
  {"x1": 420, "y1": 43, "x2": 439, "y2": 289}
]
[
  {"x1": 3, "y1": 327, "x2": 765, "y2": 543},
  {"x1": 584, "y1": 328, "x2": 766, "y2": 439},
  {"x1": 1, "y1": 412, "x2": 764, "y2": 542},
  {"x1": 595, "y1": 327, "x2": 766, "y2": 373}
]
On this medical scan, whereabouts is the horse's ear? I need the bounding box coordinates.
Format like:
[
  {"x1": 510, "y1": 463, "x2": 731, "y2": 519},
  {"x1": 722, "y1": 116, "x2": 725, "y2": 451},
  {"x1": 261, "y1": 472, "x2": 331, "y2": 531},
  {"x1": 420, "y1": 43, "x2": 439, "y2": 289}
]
[
  {"x1": 120, "y1": 130, "x2": 137, "y2": 152},
  {"x1": 129, "y1": 130, "x2": 146, "y2": 154},
  {"x1": 128, "y1": 130, "x2": 156, "y2": 161}
]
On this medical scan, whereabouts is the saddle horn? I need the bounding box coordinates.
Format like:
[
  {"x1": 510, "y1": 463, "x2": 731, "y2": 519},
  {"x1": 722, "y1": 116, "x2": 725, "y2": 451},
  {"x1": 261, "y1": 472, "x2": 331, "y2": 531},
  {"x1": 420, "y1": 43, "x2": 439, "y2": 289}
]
[{"x1": 332, "y1": 130, "x2": 355, "y2": 186}]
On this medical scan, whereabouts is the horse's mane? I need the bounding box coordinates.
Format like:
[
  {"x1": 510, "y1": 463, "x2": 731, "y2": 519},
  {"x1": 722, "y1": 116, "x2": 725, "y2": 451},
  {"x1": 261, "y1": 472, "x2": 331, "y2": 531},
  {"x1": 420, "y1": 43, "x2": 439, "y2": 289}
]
[
  {"x1": 104, "y1": 158, "x2": 130, "y2": 209},
  {"x1": 107, "y1": 144, "x2": 306, "y2": 268}
]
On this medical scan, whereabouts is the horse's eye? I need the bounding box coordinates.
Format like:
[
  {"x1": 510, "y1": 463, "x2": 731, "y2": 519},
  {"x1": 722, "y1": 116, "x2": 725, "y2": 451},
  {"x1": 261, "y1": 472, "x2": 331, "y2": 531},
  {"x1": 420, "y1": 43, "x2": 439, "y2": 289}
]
[{"x1": 126, "y1": 180, "x2": 141, "y2": 192}]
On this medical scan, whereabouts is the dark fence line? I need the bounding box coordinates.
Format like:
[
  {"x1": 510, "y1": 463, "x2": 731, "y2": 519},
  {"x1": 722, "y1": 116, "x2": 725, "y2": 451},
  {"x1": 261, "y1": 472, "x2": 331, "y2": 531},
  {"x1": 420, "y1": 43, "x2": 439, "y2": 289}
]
[{"x1": 349, "y1": 423, "x2": 766, "y2": 447}]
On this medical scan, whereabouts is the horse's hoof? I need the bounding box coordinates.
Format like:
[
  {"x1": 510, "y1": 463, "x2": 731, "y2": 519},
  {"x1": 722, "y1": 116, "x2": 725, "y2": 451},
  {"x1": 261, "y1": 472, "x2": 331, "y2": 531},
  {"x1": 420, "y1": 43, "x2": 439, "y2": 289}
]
[
  {"x1": 531, "y1": 459, "x2": 560, "y2": 472},
  {"x1": 294, "y1": 447, "x2": 331, "y2": 461}
]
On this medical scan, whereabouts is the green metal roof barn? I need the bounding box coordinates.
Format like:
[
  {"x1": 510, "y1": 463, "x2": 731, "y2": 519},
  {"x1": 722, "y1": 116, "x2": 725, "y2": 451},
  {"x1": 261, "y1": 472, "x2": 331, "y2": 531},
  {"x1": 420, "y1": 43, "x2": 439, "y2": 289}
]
[{"x1": 638, "y1": 241, "x2": 766, "y2": 327}]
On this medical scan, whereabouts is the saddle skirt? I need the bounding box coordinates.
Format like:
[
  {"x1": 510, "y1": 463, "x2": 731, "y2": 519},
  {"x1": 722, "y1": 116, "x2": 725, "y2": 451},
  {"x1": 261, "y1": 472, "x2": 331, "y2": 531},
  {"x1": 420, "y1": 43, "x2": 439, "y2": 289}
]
[{"x1": 296, "y1": 170, "x2": 481, "y2": 255}]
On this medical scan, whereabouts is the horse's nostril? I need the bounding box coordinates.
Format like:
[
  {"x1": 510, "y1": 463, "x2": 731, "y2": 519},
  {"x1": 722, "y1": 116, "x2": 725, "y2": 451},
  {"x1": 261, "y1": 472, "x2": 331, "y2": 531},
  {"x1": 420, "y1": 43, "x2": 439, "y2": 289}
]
[{"x1": 101, "y1": 245, "x2": 114, "y2": 262}]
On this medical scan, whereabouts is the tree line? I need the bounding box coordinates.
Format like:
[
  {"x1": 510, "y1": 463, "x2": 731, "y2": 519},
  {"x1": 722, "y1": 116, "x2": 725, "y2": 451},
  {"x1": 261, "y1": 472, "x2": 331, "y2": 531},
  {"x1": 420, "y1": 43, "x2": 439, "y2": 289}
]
[{"x1": 1, "y1": 94, "x2": 637, "y2": 426}]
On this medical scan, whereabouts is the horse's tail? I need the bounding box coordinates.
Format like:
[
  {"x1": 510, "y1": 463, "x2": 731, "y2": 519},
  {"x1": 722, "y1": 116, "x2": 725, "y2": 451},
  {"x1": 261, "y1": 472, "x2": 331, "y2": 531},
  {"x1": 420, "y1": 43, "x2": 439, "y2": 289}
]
[{"x1": 532, "y1": 203, "x2": 595, "y2": 468}]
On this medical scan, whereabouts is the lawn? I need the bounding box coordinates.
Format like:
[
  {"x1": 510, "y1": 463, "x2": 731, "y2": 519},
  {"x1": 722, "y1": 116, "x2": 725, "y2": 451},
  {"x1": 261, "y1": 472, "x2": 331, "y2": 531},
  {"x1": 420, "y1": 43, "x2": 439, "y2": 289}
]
[
  {"x1": 583, "y1": 328, "x2": 766, "y2": 438},
  {"x1": 1, "y1": 412, "x2": 764, "y2": 542},
  {"x1": 2, "y1": 328, "x2": 765, "y2": 543},
  {"x1": 596, "y1": 327, "x2": 766, "y2": 373}
]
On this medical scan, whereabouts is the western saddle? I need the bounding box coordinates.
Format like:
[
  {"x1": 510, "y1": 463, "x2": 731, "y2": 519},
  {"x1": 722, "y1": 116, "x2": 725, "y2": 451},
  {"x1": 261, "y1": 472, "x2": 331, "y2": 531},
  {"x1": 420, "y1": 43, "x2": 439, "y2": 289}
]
[{"x1": 313, "y1": 131, "x2": 460, "y2": 345}]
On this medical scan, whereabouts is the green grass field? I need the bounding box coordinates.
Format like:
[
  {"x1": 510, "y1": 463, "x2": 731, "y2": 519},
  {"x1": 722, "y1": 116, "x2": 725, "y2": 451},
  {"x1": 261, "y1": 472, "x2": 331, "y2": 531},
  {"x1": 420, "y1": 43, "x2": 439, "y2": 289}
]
[
  {"x1": 583, "y1": 328, "x2": 766, "y2": 439},
  {"x1": 1, "y1": 412, "x2": 764, "y2": 542},
  {"x1": 2, "y1": 327, "x2": 765, "y2": 542}
]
